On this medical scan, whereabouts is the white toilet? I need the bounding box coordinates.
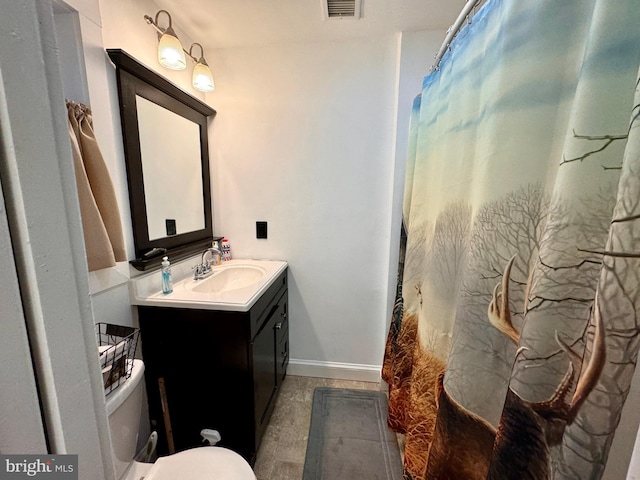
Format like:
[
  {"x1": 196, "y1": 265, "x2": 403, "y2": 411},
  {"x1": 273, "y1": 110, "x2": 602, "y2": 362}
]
[{"x1": 106, "y1": 359, "x2": 256, "y2": 480}]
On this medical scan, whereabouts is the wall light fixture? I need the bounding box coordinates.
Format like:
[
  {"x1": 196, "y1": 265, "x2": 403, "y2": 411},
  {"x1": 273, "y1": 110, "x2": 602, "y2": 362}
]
[
  {"x1": 144, "y1": 10, "x2": 186, "y2": 71},
  {"x1": 189, "y1": 43, "x2": 215, "y2": 93},
  {"x1": 144, "y1": 11, "x2": 215, "y2": 92}
]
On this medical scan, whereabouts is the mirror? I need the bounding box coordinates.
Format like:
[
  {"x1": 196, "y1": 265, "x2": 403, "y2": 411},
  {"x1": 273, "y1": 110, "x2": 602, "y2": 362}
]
[
  {"x1": 107, "y1": 49, "x2": 216, "y2": 270},
  {"x1": 136, "y1": 95, "x2": 204, "y2": 240}
]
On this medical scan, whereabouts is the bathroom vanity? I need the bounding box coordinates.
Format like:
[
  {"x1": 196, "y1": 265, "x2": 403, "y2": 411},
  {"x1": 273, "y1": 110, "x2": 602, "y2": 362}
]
[
  {"x1": 113, "y1": 50, "x2": 289, "y2": 464},
  {"x1": 132, "y1": 260, "x2": 289, "y2": 464}
]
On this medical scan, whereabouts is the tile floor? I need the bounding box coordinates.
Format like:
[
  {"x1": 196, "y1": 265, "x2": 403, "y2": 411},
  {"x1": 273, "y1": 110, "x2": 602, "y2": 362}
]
[{"x1": 252, "y1": 375, "x2": 381, "y2": 480}]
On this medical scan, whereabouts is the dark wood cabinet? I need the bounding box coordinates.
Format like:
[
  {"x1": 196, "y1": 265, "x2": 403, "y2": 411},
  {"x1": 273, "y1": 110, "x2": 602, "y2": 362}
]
[{"x1": 138, "y1": 269, "x2": 289, "y2": 464}]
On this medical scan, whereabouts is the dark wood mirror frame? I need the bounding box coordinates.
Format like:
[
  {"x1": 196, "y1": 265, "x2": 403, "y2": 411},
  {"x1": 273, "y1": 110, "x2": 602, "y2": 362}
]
[{"x1": 108, "y1": 49, "x2": 216, "y2": 270}]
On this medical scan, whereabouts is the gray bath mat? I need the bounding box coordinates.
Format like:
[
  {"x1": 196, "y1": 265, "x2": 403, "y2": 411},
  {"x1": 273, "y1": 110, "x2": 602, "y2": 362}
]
[{"x1": 302, "y1": 387, "x2": 403, "y2": 480}]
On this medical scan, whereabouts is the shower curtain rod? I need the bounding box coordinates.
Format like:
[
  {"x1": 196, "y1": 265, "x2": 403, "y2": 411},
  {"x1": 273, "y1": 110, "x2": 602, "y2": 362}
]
[{"x1": 430, "y1": 0, "x2": 483, "y2": 73}]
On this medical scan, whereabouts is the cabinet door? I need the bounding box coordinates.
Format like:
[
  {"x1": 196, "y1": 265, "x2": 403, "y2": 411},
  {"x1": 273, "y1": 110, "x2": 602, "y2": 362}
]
[
  {"x1": 275, "y1": 293, "x2": 289, "y2": 384},
  {"x1": 252, "y1": 309, "x2": 278, "y2": 431},
  {"x1": 140, "y1": 307, "x2": 253, "y2": 457}
]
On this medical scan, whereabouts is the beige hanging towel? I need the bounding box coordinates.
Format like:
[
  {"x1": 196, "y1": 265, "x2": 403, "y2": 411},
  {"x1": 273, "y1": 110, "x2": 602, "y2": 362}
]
[{"x1": 67, "y1": 101, "x2": 126, "y2": 271}]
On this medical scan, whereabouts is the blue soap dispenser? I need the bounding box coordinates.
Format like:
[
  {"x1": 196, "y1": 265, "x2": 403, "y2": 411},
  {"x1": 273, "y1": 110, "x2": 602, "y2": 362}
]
[{"x1": 161, "y1": 256, "x2": 173, "y2": 294}]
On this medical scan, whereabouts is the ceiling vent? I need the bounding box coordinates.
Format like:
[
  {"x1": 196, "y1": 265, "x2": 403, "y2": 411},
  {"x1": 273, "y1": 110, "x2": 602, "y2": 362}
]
[{"x1": 323, "y1": 0, "x2": 361, "y2": 19}]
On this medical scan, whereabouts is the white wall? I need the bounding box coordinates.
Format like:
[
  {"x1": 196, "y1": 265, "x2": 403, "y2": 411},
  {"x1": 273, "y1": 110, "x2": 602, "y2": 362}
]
[
  {"x1": 384, "y1": 30, "x2": 445, "y2": 327},
  {"x1": 205, "y1": 30, "x2": 443, "y2": 377},
  {"x1": 72, "y1": 0, "x2": 446, "y2": 382},
  {"x1": 66, "y1": 0, "x2": 447, "y2": 380},
  {"x1": 207, "y1": 38, "x2": 396, "y2": 373},
  {"x1": 95, "y1": 0, "x2": 445, "y2": 378}
]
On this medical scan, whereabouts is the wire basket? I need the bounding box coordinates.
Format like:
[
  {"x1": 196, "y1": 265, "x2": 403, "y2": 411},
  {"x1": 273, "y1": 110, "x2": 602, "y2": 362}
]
[{"x1": 96, "y1": 323, "x2": 140, "y2": 396}]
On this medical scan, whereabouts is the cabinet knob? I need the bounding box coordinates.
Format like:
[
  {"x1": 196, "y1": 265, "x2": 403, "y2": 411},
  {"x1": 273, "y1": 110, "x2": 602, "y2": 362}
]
[{"x1": 275, "y1": 322, "x2": 283, "y2": 330}]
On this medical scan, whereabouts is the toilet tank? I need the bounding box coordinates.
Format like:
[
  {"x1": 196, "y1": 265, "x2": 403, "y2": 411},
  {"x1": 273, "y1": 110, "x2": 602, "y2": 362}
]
[{"x1": 106, "y1": 359, "x2": 145, "y2": 480}]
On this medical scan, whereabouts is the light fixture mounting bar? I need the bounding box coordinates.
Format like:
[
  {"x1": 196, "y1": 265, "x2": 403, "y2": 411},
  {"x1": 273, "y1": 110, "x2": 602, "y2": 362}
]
[{"x1": 143, "y1": 14, "x2": 163, "y2": 34}]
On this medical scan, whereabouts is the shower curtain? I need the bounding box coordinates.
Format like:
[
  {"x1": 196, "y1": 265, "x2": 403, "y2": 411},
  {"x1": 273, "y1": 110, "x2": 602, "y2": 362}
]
[{"x1": 382, "y1": 1, "x2": 640, "y2": 478}]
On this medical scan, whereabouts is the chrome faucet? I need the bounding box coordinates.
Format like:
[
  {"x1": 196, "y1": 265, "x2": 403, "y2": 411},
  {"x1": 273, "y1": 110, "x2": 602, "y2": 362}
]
[
  {"x1": 202, "y1": 245, "x2": 222, "y2": 265},
  {"x1": 193, "y1": 245, "x2": 222, "y2": 280}
]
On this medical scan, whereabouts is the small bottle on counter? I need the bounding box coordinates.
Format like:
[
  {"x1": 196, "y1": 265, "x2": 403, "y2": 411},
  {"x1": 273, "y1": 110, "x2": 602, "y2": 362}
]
[
  {"x1": 210, "y1": 241, "x2": 222, "y2": 266},
  {"x1": 161, "y1": 256, "x2": 173, "y2": 294},
  {"x1": 221, "y1": 238, "x2": 231, "y2": 262}
]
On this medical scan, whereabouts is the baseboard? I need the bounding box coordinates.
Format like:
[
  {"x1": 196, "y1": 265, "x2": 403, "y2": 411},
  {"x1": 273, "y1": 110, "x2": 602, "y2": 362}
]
[{"x1": 287, "y1": 358, "x2": 382, "y2": 383}]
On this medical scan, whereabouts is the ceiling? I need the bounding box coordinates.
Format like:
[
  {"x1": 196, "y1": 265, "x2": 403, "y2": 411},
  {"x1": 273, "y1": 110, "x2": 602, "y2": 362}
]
[{"x1": 152, "y1": 0, "x2": 467, "y2": 50}]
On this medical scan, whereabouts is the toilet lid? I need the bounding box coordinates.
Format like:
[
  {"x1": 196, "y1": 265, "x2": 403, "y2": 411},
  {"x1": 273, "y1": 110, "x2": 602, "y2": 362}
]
[{"x1": 144, "y1": 447, "x2": 256, "y2": 480}]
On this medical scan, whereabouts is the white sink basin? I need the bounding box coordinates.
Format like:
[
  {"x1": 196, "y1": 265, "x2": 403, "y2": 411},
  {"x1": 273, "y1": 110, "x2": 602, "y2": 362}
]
[
  {"x1": 130, "y1": 259, "x2": 287, "y2": 312},
  {"x1": 189, "y1": 264, "x2": 266, "y2": 293}
]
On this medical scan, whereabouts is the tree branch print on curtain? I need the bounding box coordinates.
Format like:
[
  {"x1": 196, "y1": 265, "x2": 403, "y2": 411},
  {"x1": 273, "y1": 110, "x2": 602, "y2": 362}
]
[
  {"x1": 447, "y1": 184, "x2": 548, "y2": 426},
  {"x1": 552, "y1": 76, "x2": 640, "y2": 480},
  {"x1": 381, "y1": 1, "x2": 640, "y2": 478}
]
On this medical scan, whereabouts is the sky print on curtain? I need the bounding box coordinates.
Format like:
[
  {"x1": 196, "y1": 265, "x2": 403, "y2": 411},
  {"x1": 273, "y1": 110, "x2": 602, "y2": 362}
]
[{"x1": 383, "y1": 0, "x2": 640, "y2": 478}]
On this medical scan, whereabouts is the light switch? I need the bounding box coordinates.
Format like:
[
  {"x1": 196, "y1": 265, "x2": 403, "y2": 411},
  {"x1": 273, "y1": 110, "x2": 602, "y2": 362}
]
[{"x1": 256, "y1": 221, "x2": 267, "y2": 239}]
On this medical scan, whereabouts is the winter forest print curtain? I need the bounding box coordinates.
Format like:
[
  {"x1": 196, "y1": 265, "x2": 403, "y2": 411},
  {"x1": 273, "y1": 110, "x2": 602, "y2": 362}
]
[{"x1": 382, "y1": 1, "x2": 640, "y2": 479}]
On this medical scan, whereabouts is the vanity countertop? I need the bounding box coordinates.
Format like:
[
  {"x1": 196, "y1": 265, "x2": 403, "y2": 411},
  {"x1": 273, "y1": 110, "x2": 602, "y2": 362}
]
[{"x1": 129, "y1": 258, "x2": 288, "y2": 312}]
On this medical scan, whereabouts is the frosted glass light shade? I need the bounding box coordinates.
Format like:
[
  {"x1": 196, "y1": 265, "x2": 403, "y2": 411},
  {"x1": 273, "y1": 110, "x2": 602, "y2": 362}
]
[
  {"x1": 192, "y1": 61, "x2": 215, "y2": 92},
  {"x1": 158, "y1": 32, "x2": 186, "y2": 70}
]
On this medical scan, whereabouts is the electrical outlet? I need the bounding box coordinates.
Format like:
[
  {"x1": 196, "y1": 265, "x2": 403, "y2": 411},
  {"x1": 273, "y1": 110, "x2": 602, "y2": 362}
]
[
  {"x1": 166, "y1": 219, "x2": 176, "y2": 236},
  {"x1": 256, "y1": 221, "x2": 268, "y2": 239}
]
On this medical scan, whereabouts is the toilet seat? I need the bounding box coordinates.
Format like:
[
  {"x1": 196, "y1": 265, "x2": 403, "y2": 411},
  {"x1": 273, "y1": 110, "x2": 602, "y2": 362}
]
[{"x1": 144, "y1": 446, "x2": 256, "y2": 480}]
